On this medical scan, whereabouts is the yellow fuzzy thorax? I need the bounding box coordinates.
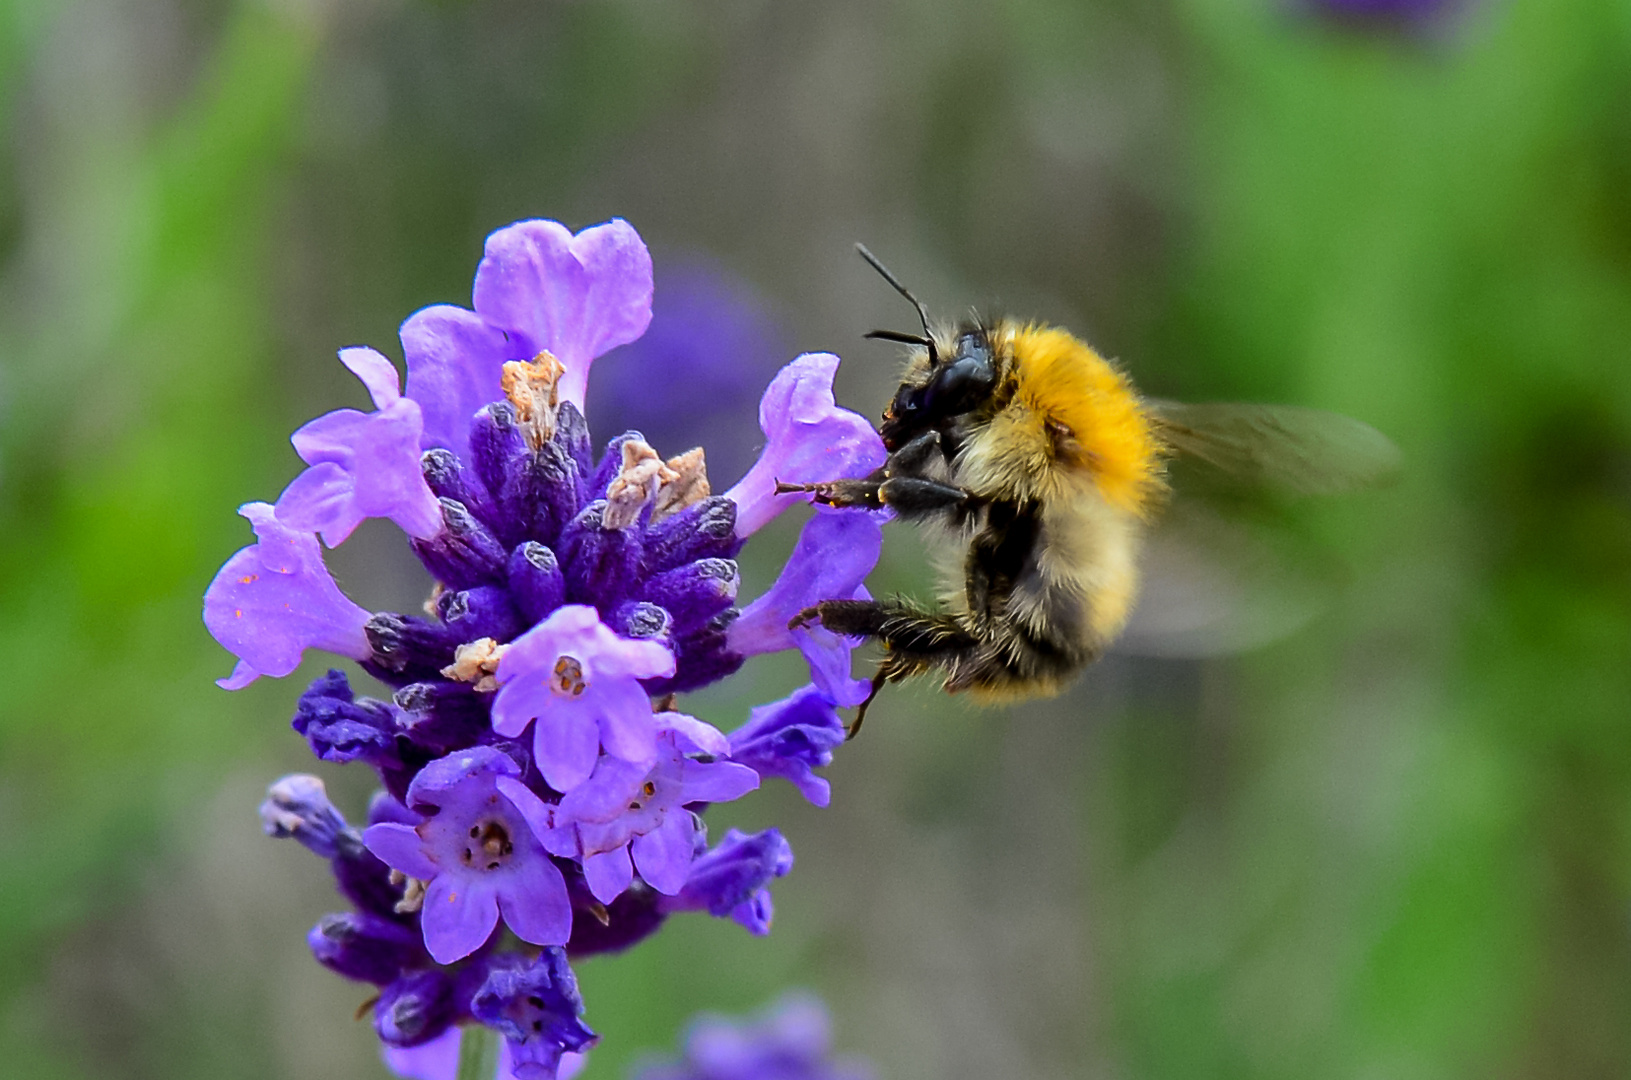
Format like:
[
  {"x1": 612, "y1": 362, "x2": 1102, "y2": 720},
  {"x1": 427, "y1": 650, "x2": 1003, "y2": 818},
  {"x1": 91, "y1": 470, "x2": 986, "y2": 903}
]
[{"x1": 1003, "y1": 323, "x2": 1166, "y2": 517}]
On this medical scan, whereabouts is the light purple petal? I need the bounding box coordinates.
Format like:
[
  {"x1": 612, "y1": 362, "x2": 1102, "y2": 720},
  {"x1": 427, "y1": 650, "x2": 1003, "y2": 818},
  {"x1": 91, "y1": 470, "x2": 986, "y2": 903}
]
[
  {"x1": 277, "y1": 351, "x2": 443, "y2": 544},
  {"x1": 406, "y1": 746, "x2": 521, "y2": 806},
  {"x1": 496, "y1": 775, "x2": 556, "y2": 841},
  {"x1": 497, "y1": 851, "x2": 572, "y2": 946},
  {"x1": 381, "y1": 1027, "x2": 460, "y2": 1080},
  {"x1": 531, "y1": 707, "x2": 602, "y2": 794},
  {"x1": 656, "y1": 712, "x2": 731, "y2": 758},
  {"x1": 273, "y1": 462, "x2": 365, "y2": 547},
  {"x1": 472, "y1": 218, "x2": 653, "y2": 409},
  {"x1": 203, "y1": 503, "x2": 372, "y2": 688},
  {"x1": 677, "y1": 759, "x2": 761, "y2": 805},
  {"x1": 361, "y1": 821, "x2": 441, "y2": 880},
  {"x1": 632, "y1": 814, "x2": 699, "y2": 896},
  {"x1": 401, "y1": 304, "x2": 516, "y2": 461},
  {"x1": 728, "y1": 510, "x2": 882, "y2": 656},
  {"x1": 592, "y1": 678, "x2": 659, "y2": 765},
  {"x1": 556, "y1": 755, "x2": 650, "y2": 825},
  {"x1": 724, "y1": 353, "x2": 886, "y2": 536},
  {"x1": 797, "y1": 628, "x2": 872, "y2": 709},
  {"x1": 583, "y1": 846, "x2": 635, "y2": 904},
  {"x1": 340, "y1": 345, "x2": 403, "y2": 409},
  {"x1": 421, "y1": 874, "x2": 500, "y2": 964}
]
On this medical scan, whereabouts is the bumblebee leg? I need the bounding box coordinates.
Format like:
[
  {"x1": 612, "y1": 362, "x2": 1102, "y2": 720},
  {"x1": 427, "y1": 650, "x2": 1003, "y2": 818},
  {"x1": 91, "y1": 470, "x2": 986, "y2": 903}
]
[
  {"x1": 845, "y1": 670, "x2": 890, "y2": 740},
  {"x1": 795, "y1": 598, "x2": 979, "y2": 653},
  {"x1": 877, "y1": 477, "x2": 976, "y2": 517},
  {"x1": 774, "y1": 477, "x2": 884, "y2": 509},
  {"x1": 885, "y1": 430, "x2": 942, "y2": 475}
]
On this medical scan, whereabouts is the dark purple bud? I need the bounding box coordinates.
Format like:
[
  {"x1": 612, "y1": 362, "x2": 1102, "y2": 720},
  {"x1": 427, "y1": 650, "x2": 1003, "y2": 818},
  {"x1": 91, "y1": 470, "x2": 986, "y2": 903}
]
[
  {"x1": 376, "y1": 969, "x2": 457, "y2": 1048},
  {"x1": 661, "y1": 828, "x2": 793, "y2": 936},
  {"x1": 410, "y1": 499, "x2": 509, "y2": 588},
  {"x1": 437, "y1": 585, "x2": 522, "y2": 644},
  {"x1": 558, "y1": 501, "x2": 642, "y2": 615},
  {"x1": 471, "y1": 949, "x2": 597, "y2": 1074},
  {"x1": 366, "y1": 613, "x2": 458, "y2": 680},
  {"x1": 393, "y1": 680, "x2": 492, "y2": 754},
  {"x1": 646, "y1": 610, "x2": 745, "y2": 695},
  {"x1": 642, "y1": 558, "x2": 738, "y2": 631},
  {"x1": 290, "y1": 670, "x2": 404, "y2": 769},
  {"x1": 587, "y1": 431, "x2": 644, "y2": 500},
  {"x1": 308, "y1": 911, "x2": 425, "y2": 984},
  {"x1": 614, "y1": 601, "x2": 673, "y2": 648},
  {"x1": 524, "y1": 440, "x2": 582, "y2": 546},
  {"x1": 260, "y1": 774, "x2": 347, "y2": 857},
  {"x1": 421, "y1": 448, "x2": 492, "y2": 524},
  {"x1": 553, "y1": 400, "x2": 594, "y2": 488},
  {"x1": 469, "y1": 402, "x2": 529, "y2": 514},
  {"x1": 643, "y1": 496, "x2": 742, "y2": 574},
  {"x1": 508, "y1": 542, "x2": 566, "y2": 623},
  {"x1": 330, "y1": 830, "x2": 409, "y2": 920},
  {"x1": 565, "y1": 884, "x2": 669, "y2": 958}
]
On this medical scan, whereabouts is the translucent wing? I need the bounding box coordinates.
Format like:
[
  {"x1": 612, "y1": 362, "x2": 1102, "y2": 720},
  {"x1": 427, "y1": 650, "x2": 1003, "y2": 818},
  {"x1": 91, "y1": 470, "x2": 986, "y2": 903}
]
[
  {"x1": 1147, "y1": 400, "x2": 1401, "y2": 496},
  {"x1": 1115, "y1": 503, "x2": 1331, "y2": 658}
]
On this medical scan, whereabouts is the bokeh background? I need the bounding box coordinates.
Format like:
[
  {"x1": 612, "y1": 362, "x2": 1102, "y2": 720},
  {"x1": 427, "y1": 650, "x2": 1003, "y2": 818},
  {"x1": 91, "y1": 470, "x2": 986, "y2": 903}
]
[{"x1": 3, "y1": 0, "x2": 1630, "y2": 1077}]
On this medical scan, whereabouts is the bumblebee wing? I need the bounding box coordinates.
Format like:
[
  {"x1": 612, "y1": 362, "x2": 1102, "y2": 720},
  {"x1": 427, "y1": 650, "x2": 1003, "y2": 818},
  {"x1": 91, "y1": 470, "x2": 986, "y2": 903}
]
[
  {"x1": 1116, "y1": 502, "x2": 1331, "y2": 659},
  {"x1": 1146, "y1": 400, "x2": 1401, "y2": 496}
]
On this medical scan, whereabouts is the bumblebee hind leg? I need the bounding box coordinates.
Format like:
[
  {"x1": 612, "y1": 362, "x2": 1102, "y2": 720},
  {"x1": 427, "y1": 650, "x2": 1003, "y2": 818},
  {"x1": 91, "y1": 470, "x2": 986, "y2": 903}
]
[{"x1": 791, "y1": 599, "x2": 981, "y2": 736}]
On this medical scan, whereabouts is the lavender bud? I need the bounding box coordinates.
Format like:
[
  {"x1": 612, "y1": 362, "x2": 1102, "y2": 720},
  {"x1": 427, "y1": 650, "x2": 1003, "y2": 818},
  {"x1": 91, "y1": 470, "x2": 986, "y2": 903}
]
[
  {"x1": 508, "y1": 542, "x2": 566, "y2": 622},
  {"x1": 375, "y1": 969, "x2": 456, "y2": 1048},
  {"x1": 420, "y1": 448, "x2": 491, "y2": 522},
  {"x1": 553, "y1": 400, "x2": 594, "y2": 486},
  {"x1": 393, "y1": 680, "x2": 490, "y2": 753},
  {"x1": 436, "y1": 585, "x2": 522, "y2": 644},
  {"x1": 558, "y1": 501, "x2": 642, "y2": 614},
  {"x1": 410, "y1": 499, "x2": 509, "y2": 588},
  {"x1": 308, "y1": 912, "x2": 423, "y2": 984},
  {"x1": 642, "y1": 558, "x2": 739, "y2": 630},
  {"x1": 291, "y1": 670, "x2": 402, "y2": 770},
  {"x1": 366, "y1": 613, "x2": 458, "y2": 678},
  {"x1": 261, "y1": 774, "x2": 347, "y2": 857},
  {"x1": 615, "y1": 601, "x2": 673, "y2": 646},
  {"x1": 643, "y1": 496, "x2": 740, "y2": 574},
  {"x1": 525, "y1": 440, "x2": 582, "y2": 545},
  {"x1": 587, "y1": 431, "x2": 644, "y2": 500}
]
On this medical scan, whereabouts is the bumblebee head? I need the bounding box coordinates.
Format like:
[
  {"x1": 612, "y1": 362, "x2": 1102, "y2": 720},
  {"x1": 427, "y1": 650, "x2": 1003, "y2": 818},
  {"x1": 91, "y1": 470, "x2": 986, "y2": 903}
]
[{"x1": 855, "y1": 244, "x2": 998, "y2": 451}]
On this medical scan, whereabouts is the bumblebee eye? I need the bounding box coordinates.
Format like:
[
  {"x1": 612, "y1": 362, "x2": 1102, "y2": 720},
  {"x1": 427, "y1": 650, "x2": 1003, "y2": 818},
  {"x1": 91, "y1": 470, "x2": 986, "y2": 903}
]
[{"x1": 920, "y1": 349, "x2": 995, "y2": 418}]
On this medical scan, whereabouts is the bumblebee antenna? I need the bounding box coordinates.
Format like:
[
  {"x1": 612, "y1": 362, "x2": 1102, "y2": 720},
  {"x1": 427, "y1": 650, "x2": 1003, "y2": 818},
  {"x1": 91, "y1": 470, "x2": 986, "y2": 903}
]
[{"x1": 855, "y1": 243, "x2": 938, "y2": 362}]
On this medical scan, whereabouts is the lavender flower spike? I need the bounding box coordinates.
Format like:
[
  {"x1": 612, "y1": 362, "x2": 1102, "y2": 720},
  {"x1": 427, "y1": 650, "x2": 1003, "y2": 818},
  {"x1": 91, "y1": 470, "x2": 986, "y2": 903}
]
[
  {"x1": 492, "y1": 605, "x2": 675, "y2": 793},
  {"x1": 724, "y1": 353, "x2": 886, "y2": 537},
  {"x1": 363, "y1": 747, "x2": 572, "y2": 963},
  {"x1": 661, "y1": 827, "x2": 794, "y2": 935},
  {"x1": 275, "y1": 347, "x2": 443, "y2": 546},
  {"x1": 204, "y1": 502, "x2": 372, "y2": 689},
  {"x1": 473, "y1": 218, "x2": 654, "y2": 411}
]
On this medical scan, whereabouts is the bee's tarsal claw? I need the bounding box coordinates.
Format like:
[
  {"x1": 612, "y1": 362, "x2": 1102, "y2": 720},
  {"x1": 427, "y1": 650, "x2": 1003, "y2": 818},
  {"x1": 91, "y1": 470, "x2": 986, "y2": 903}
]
[{"x1": 787, "y1": 605, "x2": 823, "y2": 632}]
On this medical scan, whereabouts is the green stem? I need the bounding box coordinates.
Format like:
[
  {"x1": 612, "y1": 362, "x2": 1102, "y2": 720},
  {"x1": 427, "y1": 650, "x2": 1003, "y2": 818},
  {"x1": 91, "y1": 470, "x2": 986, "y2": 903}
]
[{"x1": 456, "y1": 1024, "x2": 501, "y2": 1080}]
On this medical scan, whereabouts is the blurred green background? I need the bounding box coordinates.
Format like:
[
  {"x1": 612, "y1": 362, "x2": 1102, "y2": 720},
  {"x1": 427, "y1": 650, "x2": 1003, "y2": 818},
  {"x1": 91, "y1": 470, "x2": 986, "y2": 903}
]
[{"x1": 2, "y1": 0, "x2": 1630, "y2": 1077}]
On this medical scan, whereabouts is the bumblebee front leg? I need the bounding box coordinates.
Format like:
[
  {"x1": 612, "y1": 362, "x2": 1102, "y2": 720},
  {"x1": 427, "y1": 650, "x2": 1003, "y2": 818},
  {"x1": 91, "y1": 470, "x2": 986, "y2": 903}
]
[{"x1": 774, "y1": 476, "x2": 976, "y2": 518}]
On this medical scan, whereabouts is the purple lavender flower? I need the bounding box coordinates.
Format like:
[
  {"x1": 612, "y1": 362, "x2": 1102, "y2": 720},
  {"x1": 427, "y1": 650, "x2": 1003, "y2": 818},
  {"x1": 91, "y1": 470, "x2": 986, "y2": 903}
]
[
  {"x1": 383, "y1": 1028, "x2": 587, "y2": 1080},
  {"x1": 633, "y1": 994, "x2": 875, "y2": 1080},
  {"x1": 471, "y1": 949, "x2": 598, "y2": 1080},
  {"x1": 274, "y1": 347, "x2": 444, "y2": 546},
  {"x1": 536, "y1": 716, "x2": 759, "y2": 903},
  {"x1": 661, "y1": 828, "x2": 794, "y2": 935},
  {"x1": 724, "y1": 353, "x2": 886, "y2": 537},
  {"x1": 726, "y1": 689, "x2": 848, "y2": 808},
  {"x1": 204, "y1": 502, "x2": 372, "y2": 689},
  {"x1": 222, "y1": 214, "x2": 890, "y2": 1074},
  {"x1": 728, "y1": 510, "x2": 883, "y2": 708},
  {"x1": 491, "y1": 604, "x2": 675, "y2": 793},
  {"x1": 363, "y1": 747, "x2": 571, "y2": 963}
]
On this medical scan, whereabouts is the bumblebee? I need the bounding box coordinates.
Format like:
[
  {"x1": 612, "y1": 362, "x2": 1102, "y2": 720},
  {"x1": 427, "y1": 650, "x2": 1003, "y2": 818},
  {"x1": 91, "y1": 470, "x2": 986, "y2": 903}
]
[{"x1": 783, "y1": 246, "x2": 1397, "y2": 731}]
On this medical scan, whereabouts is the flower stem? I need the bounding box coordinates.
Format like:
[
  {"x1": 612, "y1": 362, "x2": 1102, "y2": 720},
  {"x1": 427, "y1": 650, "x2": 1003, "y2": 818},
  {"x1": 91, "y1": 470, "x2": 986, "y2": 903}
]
[{"x1": 456, "y1": 1024, "x2": 501, "y2": 1080}]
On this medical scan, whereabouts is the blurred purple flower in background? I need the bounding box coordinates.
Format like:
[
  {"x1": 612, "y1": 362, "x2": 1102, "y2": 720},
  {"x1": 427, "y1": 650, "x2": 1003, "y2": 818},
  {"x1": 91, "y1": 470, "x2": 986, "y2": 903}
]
[
  {"x1": 632, "y1": 993, "x2": 876, "y2": 1080},
  {"x1": 212, "y1": 216, "x2": 888, "y2": 1075},
  {"x1": 588, "y1": 257, "x2": 791, "y2": 485},
  {"x1": 1304, "y1": 0, "x2": 1467, "y2": 29}
]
